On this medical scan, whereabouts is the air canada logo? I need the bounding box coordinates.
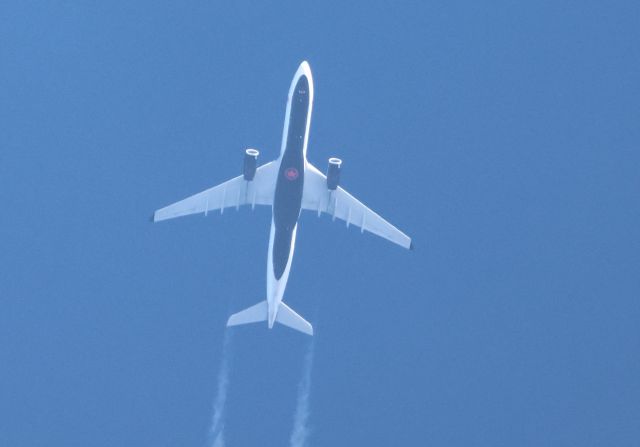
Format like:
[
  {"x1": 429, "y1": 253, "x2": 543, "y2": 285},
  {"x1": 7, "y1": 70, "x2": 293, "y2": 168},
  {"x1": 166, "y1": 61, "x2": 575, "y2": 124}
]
[{"x1": 284, "y1": 167, "x2": 299, "y2": 181}]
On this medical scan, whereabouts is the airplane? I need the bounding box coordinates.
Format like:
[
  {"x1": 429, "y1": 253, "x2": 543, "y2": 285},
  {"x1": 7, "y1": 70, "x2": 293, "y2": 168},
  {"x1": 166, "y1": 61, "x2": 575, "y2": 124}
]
[{"x1": 152, "y1": 61, "x2": 412, "y2": 336}]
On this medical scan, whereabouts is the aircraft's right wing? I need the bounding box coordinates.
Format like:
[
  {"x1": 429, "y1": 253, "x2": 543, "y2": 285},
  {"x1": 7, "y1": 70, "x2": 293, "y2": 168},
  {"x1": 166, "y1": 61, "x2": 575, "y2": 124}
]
[
  {"x1": 302, "y1": 163, "x2": 412, "y2": 249},
  {"x1": 153, "y1": 161, "x2": 278, "y2": 222}
]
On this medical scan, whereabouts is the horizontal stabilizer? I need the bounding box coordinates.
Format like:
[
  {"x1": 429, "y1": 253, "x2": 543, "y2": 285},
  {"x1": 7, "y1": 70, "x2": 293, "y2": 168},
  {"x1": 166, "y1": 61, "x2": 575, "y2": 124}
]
[
  {"x1": 276, "y1": 302, "x2": 313, "y2": 336},
  {"x1": 227, "y1": 301, "x2": 267, "y2": 327}
]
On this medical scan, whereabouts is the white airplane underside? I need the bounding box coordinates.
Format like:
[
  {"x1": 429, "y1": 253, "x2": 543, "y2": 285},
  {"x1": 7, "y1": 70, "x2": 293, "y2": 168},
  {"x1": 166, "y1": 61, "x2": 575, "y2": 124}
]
[{"x1": 153, "y1": 61, "x2": 412, "y2": 336}]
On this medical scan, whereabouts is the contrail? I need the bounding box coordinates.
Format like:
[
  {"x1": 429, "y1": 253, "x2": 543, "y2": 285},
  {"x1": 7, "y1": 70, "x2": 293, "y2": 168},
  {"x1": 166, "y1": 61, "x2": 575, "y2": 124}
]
[
  {"x1": 289, "y1": 340, "x2": 315, "y2": 447},
  {"x1": 208, "y1": 330, "x2": 232, "y2": 447}
]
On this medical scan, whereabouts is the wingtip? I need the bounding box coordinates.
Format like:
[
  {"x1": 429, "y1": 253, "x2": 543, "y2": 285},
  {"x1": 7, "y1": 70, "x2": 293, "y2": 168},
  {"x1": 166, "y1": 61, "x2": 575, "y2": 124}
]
[
  {"x1": 149, "y1": 213, "x2": 155, "y2": 223},
  {"x1": 409, "y1": 242, "x2": 414, "y2": 251}
]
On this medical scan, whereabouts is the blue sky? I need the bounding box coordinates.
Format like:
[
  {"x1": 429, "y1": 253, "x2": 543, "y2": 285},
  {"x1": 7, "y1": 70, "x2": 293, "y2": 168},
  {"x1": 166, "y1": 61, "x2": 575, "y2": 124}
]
[{"x1": 1, "y1": 1, "x2": 639, "y2": 446}]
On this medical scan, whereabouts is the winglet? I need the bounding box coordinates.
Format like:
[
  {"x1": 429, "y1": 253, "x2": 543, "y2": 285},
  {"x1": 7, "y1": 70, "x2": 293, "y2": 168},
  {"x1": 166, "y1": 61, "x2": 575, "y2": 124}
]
[{"x1": 410, "y1": 241, "x2": 414, "y2": 250}]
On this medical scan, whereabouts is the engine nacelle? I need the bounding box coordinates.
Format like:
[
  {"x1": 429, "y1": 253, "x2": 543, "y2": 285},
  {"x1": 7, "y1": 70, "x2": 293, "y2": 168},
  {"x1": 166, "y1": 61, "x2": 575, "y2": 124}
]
[
  {"x1": 243, "y1": 148, "x2": 259, "y2": 180},
  {"x1": 326, "y1": 157, "x2": 342, "y2": 190}
]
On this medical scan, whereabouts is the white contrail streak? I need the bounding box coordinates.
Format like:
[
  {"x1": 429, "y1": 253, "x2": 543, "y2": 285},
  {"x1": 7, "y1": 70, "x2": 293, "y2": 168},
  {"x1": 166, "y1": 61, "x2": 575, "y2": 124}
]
[
  {"x1": 208, "y1": 331, "x2": 232, "y2": 447},
  {"x1": 290, "y1": 340, "x2": 315, "y2": 447}
]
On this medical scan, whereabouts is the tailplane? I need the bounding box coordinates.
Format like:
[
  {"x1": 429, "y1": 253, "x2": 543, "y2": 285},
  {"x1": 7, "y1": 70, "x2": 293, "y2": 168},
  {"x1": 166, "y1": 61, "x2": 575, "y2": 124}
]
[
  {"x1": 226, "y1": 300, "x2": 313, "y2": 336},
  {"x1": 227, "y1": 300, "x2": 267, "y2": 327},
  {"x1": 276, "y1": 302, "x2": 313, "y2": 336}
]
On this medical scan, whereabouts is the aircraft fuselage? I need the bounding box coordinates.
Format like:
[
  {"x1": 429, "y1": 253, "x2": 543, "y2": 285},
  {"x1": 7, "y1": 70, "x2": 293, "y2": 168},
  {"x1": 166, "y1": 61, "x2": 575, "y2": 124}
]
[{"x1": 266, "y1": 64, "x2": 313, "y2": 327}]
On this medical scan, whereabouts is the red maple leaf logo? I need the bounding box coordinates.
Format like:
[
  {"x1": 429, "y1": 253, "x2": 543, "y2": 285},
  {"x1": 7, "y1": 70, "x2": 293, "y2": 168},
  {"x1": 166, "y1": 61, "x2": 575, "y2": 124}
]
[{"x1": 285, "y1": 167, "x2": 299, "y2": 181}]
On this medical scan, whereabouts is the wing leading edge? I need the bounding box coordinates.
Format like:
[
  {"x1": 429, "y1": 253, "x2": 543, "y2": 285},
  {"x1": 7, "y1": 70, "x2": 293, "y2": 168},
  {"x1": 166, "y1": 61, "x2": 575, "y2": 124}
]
[
  {"x1": 153, "y1": 161, "x2": 278, "y2": 222},
  {"x1": 302, "y1": 163, "x2": 412, "y2": 249}
]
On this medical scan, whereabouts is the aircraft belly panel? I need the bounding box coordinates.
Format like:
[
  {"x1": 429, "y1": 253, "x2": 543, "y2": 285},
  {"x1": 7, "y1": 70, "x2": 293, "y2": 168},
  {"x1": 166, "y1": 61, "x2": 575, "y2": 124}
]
[{"x1": 272, "y1": 75, "x2": 310, "y2": 279}]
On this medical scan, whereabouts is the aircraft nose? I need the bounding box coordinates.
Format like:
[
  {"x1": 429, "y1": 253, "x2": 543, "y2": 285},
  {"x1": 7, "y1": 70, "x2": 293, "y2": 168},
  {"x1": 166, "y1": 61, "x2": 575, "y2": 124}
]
[{"x1": 297, "y1": 60, "x2": 312, "y2": 78}]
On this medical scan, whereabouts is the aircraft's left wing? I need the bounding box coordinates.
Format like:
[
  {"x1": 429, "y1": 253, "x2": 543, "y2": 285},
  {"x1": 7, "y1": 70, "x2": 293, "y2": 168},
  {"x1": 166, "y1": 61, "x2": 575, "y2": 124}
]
[
  {"x1": 153, "y1": 161, "x2": 278, "y2": 222},
  {"x1": 302, "y1": 163, "x2": 412, "y2": 249}
]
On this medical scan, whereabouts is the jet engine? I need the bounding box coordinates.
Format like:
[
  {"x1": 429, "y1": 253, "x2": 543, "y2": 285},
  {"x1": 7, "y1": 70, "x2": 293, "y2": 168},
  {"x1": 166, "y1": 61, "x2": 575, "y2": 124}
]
[
  {"x1": 326, "y1": 157, "x2": 342, "y2": 190},
  {"x1": 243, "y1": 148, "x2": 259, "y2": 180}
]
